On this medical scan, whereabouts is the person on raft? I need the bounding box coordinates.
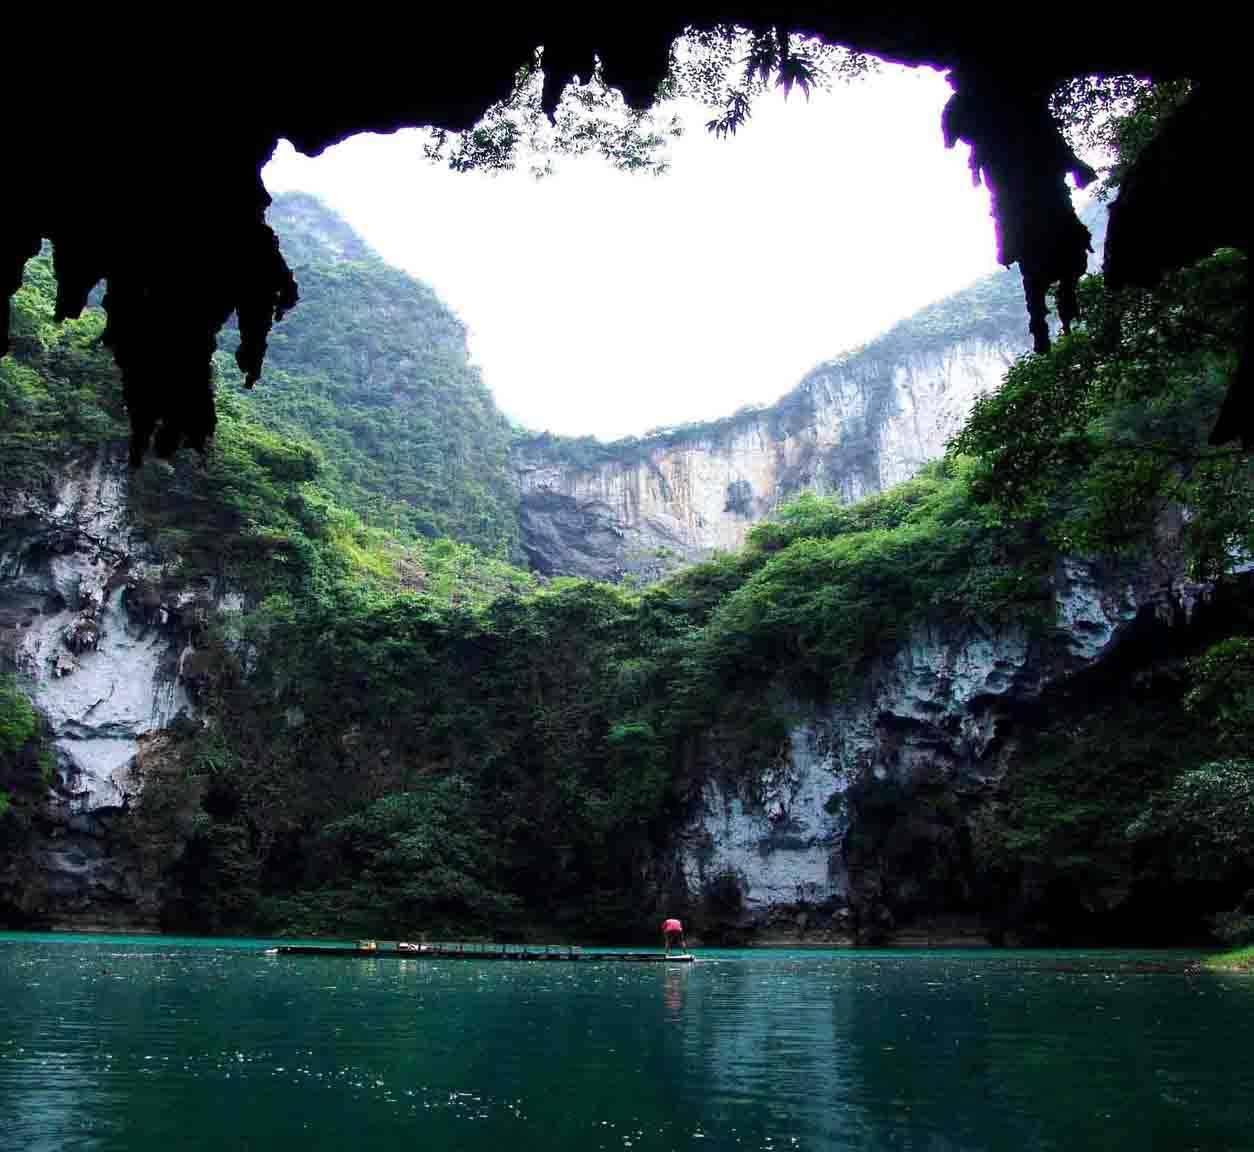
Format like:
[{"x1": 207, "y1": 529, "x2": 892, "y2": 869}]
[{"x1": 662, "y1": 918, "x2": 685, "y2": 954}]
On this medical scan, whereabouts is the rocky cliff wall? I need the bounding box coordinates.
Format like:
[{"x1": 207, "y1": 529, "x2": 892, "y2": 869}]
[
  {"x1": 0, "y1": 449, "x2": 228, "y2": 927},
  {"x1": 515, "y1": 333, "x2": 1024, "y2": 581},
  {"x1": 514, "y1": 200, "x2": 1110, "y2": 583},
  {"x1": 677, "y1": 557, "x2": 1210, "y2": 943}
]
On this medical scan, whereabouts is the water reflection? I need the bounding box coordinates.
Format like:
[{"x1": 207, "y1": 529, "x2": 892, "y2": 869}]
[
  {"x1": 662, "y1": 966, "x2": 686, "y2": 1015},
  {"x1": 678, "y1": 955, "x2": 849, "y2": 1148},
  {"x1": 832, "y1": 953, "x2": 1254, "y2": 1150}
]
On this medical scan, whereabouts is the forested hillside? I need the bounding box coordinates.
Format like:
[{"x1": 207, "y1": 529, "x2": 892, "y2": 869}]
[
  {"x1": 219, "y1": 192, "x2": 520, "y2": 558},
  {"x1": 154, "y1": 242, "x2": 1254, "y2": 945}
]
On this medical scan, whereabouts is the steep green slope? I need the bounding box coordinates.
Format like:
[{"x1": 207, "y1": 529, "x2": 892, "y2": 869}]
[
  {"x1": 217, "y1": 192, "x2": 520, "y2": 559},
  {"x1": 1, "y1": 247, "x2": 532, "y2": 609},
  {"x1": 0, "y1": 251, "x2": 127, "y2": 491}
]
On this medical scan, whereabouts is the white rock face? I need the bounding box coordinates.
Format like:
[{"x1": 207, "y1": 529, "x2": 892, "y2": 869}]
[
  {"x1": 515, "y1": 206, "x2": 1113, "y2": 583},
  {"x1": 3, "y1": 450, "x2": 193, "y2": 811},
  {"x1": 1, "y1": 449, "x2": 253, "y2": 925},
  {"x1": 21, "y1": 585, "x2": 190, "y2": 809},
  {"x1": 679, "y1": 559, "x2": 1165, "y2": 918},
  {"x1": 516, "y1": 337, "x2": 1023, "y2": 579},
  {"x1": 681, "y1": 724, "x2": 849, "y2": 910}
]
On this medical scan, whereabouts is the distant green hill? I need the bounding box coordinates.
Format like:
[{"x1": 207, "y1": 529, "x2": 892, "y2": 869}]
[{"x1": 217, "y1": 192, "x2": 520, "y2": 559}]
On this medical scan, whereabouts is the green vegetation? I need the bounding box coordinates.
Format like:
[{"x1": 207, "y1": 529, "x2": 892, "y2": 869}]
[
  {"x1": 0, "y1": 676, "x2": 37, "y2": 759},
  {"x1": 2, "y1": 176, "x2": 1248, "y2": 943},
  {"x1": 126, "y1": 385, "x2": 531, "y2": 611},
  {"x1": 213, "y1": 193, "x2": 521, "y2": 559},
  {"x1": 76, "y1": 442, "x2": 1060, "y2": 937},
  {"x1": 1, "y1": 207, "x2": 531, "y2": 609},
  {"x1": 953, "y1": 250, "x2": 1251, "y2": 572},
  {"x1": 1185, "y1": 637, "x2": 1254, "y2": 746},
  {"x1": 165, "y1": 229, "x2": 1248, "y2": 937},
  {"x1": 195, "y1": 574, "x2": 691, "y2": 935},
  {"x1": 1122, "y1": 639, "x2": 1254, "y2": 945},
  {"x1": 1130, "y1": 759, "x2": 1254, "y2": 883},
  {"x1": 271, "y1": 779, "x2": 520, "y2": 935},
  {"x1": 1204, "y1": 945, "x2": 1254, "y2": 972},
  {"x1": 0, "y1": 250, "x2": 127, "y2": 491},
  {"x1": 969, "y1": 643, "x2": 1253, "y2": 944},
  {"x1": 677, "y1": 458, "x2": 1054, "y2": 709},
  {"x1": 951, "y1": 250, "x2": 1252, "y2": 942},
  {"x1": 0, "y1": 675, "x2": 45, "y2": 859}
]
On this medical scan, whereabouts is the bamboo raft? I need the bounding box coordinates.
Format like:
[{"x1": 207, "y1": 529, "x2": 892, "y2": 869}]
[{"x1": 265, "y1": 942, "x2": 695, "y2": 963}]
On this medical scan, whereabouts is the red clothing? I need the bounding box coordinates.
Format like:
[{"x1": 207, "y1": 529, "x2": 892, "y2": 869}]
[{"x1": 662, "y1": 918, "x2": 683, "y2": 934}]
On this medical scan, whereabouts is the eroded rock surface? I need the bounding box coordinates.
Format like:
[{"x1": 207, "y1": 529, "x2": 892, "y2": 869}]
[
  {"x1": 516, "y1": 334, "x2": 1024, "y2": 581},
  {"x1": 679, "y1": 557, "x2": 1201, "y2": 941},
  {"x1": 0, "y1": 449, "x2": 232, "y2": 926}
]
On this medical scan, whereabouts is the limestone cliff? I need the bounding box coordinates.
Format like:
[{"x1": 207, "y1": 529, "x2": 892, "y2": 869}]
[
  {"x1": 515, "y1": 271, "x2": 1029, "y2": 580},
  {"x1": 678, "y1": 553, "x2": 1222, "y2": 944},
  {"x1": 515, "y1": 201, "x2": 1109, "y2": 583},
  {"x1": 0, "y1": 449, "x2": 228, "y2": 927}
]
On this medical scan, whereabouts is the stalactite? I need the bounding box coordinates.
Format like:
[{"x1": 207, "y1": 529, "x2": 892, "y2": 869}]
[{"x1": 942, "y1": 69, "x2": 1095, "y2": 354}]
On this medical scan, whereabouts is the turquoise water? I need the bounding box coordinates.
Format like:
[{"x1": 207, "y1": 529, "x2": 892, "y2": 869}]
[{"x1": 1, "y1": 934, "x2": 1252, "y2": 1151}]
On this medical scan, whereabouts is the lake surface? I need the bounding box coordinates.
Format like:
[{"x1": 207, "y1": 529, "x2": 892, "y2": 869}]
[{"x1": 1, "y1": 935, "x2": 1252, "y2": 1151}]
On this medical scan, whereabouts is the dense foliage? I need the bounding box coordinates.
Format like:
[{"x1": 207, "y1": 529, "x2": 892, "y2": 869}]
[
  {"x1": 953, "y1": 250, "x2": 1251, "y2": 574},
  {"x1": 948, "y1": 251, "x2": 1252, "y2": 943},
  {"x1": 969, "y1": 621, "x2": 1254, "y2": 945},
  {"x1": 0, "y1": 251, "x2": 127, "y2": 490},
  {"x1": 131, "y1": 449, "x2": 1055, "y2": 937},
  {"x1": 0, "y1": 674, "x2": 51, "y2": 895},
  {"x1": 220, "y1": 193, "x2": 521, "y2": 559},
  {"x1": 0, "y1": 677, "x2": 38, "y2": 818},
  {"x1": 152, "y1": 227, "x2": 1249, "y2": 938}
]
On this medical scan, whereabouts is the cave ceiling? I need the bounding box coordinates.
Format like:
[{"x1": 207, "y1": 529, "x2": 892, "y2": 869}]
[{"x1": 2, "y1": 8, "x2": 1247, "y2": 458}]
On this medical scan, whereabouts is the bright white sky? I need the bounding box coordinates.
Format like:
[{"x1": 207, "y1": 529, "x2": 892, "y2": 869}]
[{"x1": 263, "y1": 63, "x2": 1002, "y2": 440}]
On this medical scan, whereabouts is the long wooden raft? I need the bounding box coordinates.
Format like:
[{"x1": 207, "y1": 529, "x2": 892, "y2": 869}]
[{"x1": 267, "y1": 943, "x2": 695, "y2": 963}]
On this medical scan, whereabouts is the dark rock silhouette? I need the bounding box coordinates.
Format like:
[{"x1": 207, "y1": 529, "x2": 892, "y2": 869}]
[{"x1": 1, "y1": 12, "x2": 1245, "y2": 457}]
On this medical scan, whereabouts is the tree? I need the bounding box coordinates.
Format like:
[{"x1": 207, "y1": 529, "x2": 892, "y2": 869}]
[
  {"x1": 950, "y1": 250, "x2": 1251, "y2": 577},
  {"x1": 1051, "y1": 75, "x2": 1192, "y2": 197},
  {"x1": 303, "y1": 779, "x2": 517, "y2": 935},
  {"x1": 421, "y1": 29, "x2": 876, "y2": 176},
  {"x1": 1127, "y1": 759, "x2": 1254, "y2": 942}
]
